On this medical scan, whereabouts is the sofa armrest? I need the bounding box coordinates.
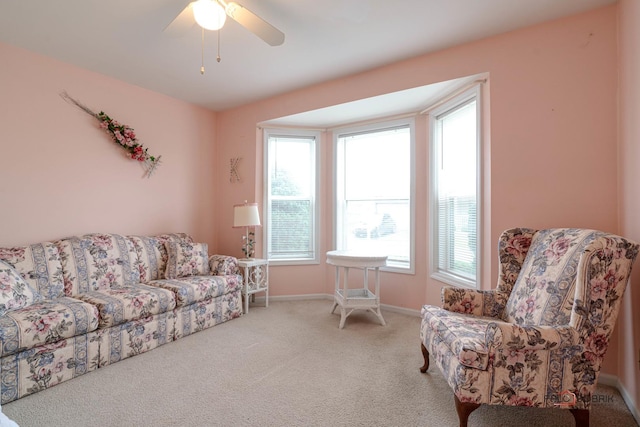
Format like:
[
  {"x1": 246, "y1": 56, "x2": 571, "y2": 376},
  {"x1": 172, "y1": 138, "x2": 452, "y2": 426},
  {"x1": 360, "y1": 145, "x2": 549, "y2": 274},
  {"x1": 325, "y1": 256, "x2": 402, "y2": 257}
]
[
  {"x1": 208, "y1": 255, "x2": 239, "y2": 276},
  {"x1": 441, "y1": 286, "x2": 508, "y2": 318},
  {"x1": 485, "y1": 322, "x2": 580, "y2": 352}
]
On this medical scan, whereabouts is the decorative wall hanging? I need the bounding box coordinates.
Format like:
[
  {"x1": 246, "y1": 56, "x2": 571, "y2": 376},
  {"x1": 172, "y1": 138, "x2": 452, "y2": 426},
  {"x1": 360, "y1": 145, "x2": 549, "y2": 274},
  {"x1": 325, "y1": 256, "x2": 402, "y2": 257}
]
[
  {"x1": 60, "y1": 91, "x2": 162, "y2": 178},
  {"x1": 230, "y1": 157, "x2": 241, "y2": 183}
]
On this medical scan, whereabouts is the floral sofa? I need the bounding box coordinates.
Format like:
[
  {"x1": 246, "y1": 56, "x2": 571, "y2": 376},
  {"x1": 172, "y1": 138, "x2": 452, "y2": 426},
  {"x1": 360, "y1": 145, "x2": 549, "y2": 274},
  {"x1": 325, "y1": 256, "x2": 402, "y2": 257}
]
[
  {"x1": 420, "y1": 228, "x2": 639, "y2": 427},
  {"x1": 0, "y1": 232, "x2": 242, "y2": 404}
]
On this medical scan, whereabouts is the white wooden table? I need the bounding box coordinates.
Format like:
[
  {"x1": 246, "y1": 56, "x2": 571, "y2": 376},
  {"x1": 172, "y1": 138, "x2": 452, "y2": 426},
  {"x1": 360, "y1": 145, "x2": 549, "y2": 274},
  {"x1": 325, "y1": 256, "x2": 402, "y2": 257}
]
[
  {"x1": 237, "y1": 258, "x2": 269, "y2": 314},
  {"x1": 326, "y1": 250, "x2": 388, "y2": 329}
]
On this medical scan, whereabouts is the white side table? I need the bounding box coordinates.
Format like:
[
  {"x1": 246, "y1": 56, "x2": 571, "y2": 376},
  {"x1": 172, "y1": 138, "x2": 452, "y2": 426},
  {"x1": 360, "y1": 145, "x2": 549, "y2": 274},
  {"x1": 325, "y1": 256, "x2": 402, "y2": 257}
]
[
  {"x1": 326, "y1": 250, "x2": 388, "y2": 329},
  {"x1": 237, "y1": 258, "x2": 269, "y2": 313}
]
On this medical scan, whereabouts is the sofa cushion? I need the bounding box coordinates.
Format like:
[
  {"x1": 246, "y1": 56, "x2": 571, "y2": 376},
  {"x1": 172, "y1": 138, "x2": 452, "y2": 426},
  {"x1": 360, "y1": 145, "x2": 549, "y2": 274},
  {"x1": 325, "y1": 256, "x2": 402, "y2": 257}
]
[
  {"x1": 0, "y1": 260, "x2": 43, "y2": 317},
  {"x1": 209, "y1": 254, "x2": 239, "y2": 276},
  {"x1": 56, "y1": 234, "x2": 139, "y2": 296},
  {"x1": 74, "y1": 283, "x2": 176, "y2": 328},
  {"x1": 165, "y1": 241, "x2": 210, "y2": 279},
  {"x1": 0, "y1": 296, "x2": 99, "y2": 357},
  {"x1": 421, "y1": 305, "x2": 492, "y2": 370},
  {"x1": 127, "y1": 236, "x2": 163, "y2": 283},
  {"x1": 127, "y1": 233, "x2": 194, "y2": 283},
  {"x1": 504, "y1": 228, "x2": 597, "y2": 326},
  {"x1": 0, "y1": 242, "x2": 65, "y2": 299},
  {"x1": 148, "y1": 274, "x2": 242, "y2": 307}
]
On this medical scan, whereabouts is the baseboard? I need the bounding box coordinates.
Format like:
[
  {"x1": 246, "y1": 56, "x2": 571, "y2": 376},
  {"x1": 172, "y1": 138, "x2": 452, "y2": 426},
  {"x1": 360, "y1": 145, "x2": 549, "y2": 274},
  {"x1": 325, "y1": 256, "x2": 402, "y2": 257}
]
[
  {"x1": 599, "y1": 373, "x2": 640, "y2": 424},
  {"x1": 380, "y1": 303, "x2": 421, "y2": 317},
  {"x1": 251, "y1": 293, "x2": 331, "y2": 302},
  {"x1": 253, "y1": 294, "x2": 422, "y2": 317},
  {"x1": 598, "y1": 372, "x2": 619, "y2": 388}
]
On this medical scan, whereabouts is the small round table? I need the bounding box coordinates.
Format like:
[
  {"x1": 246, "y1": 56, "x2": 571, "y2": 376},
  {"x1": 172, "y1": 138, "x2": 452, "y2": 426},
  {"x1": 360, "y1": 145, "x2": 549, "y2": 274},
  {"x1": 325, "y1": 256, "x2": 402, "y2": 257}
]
[{"x1": 326, "y1": 250, "x2": 388, "y2": 329}]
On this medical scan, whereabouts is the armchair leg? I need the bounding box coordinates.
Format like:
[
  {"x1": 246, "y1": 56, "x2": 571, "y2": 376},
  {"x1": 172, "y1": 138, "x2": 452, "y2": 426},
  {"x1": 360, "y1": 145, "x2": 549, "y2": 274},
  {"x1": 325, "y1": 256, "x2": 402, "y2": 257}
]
[
  {"x1": 420, "y1": 343, "x2": 430, "y2": 373},
  {"x1": 454, "y1": 395, "x2": 480, "y2": 427},
  {"x1": 570, "y1": 409, "x2": 589, "y2": 427}
]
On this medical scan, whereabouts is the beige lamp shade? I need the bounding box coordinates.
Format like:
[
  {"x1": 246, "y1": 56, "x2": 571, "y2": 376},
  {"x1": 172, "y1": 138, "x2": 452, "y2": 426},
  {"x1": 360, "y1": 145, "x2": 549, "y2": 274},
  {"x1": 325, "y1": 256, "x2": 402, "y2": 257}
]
[{"x1": 233, "y1": 203, "x2": 261, "y2": 228}]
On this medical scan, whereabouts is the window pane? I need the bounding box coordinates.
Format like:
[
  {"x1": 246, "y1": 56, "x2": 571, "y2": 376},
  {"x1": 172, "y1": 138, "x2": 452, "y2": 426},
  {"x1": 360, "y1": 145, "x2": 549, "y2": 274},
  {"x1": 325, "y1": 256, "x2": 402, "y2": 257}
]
[
  {"x1": 270, "y1": 199, "x2": 313, "y2": 258},
  {"x1": 344, "y1": 128, "x2": 410, "y2": 200},
  {"x1": 437, "y1": 195, "x2": 476, "y2": 278},
  {"x1": 344, "y1": 200, "x2": 409, "y2": 263},
  {"x1": 440, "y1": 101, "x2": 476, "y2": 197},
  {"x1": 269, "y1": 137, "x2": 313, "y2": 197},
  {"x1": 337, "y1": 125, "x2": 411, "y2": 268}
]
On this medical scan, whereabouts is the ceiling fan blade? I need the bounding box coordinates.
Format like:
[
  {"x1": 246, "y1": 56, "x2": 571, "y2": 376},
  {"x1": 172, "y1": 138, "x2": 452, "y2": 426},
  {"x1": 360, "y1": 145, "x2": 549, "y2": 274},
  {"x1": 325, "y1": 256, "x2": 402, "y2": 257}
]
[
  {"x1": 164, "y1": 2, "x2": 197, "y2": 36},
  {"x1": 222, "y1": 1, "x2": 285, "y2": 46}
]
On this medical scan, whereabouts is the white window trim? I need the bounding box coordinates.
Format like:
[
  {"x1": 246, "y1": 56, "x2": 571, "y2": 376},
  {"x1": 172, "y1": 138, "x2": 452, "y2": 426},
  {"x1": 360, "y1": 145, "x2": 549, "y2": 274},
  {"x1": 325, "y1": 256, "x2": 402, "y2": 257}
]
[
  {"x1": 263, "y1": 128, "x2": 321, "y2": 266},
  {"x1": 332, "y1": 117, "x2": 416, "y2": 274},
  {"x1": 428, "y1": 85, "x2": 482, "y2": 289}
]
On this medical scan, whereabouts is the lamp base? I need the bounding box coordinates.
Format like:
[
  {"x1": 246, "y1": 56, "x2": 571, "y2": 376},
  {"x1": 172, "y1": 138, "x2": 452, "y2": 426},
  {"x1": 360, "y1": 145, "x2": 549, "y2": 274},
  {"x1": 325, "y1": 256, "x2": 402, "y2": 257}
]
[{"x1": 241, "y1": 227, "x2": 256, "y2": 258}]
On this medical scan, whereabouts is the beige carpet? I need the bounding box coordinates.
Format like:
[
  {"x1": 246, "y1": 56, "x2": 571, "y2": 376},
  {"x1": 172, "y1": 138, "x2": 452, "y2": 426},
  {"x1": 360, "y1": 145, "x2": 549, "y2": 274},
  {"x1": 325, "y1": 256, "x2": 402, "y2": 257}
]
[{"x1": 3, "y1": 299, "x2": 638, "y2": 427}]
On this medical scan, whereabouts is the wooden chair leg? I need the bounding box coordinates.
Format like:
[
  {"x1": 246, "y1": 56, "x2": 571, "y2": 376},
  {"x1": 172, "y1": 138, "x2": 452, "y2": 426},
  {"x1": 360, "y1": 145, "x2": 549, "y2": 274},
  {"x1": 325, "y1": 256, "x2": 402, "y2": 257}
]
[
  {"x1": 570, "y1": 409, "x2": 589, "y2": 427},
  {"x1": 420, "y1": 342, "x2": 430, "y2": 373},
  {"x1": 454, "y1": 395, "x2": 480, "y2": 427}
]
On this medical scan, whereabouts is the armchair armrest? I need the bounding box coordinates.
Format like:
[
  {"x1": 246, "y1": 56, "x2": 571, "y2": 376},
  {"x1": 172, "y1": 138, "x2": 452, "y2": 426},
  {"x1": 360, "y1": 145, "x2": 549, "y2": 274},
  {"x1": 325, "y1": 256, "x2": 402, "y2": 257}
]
[
  {"x1": 441, "y1": 286, "x2": 508, "y2": 318},
  {"x1": 208, "y1": 255, "x2": 239, "y2": 276},
  {"x1": 486, "y1": 322, "x2": 580, "y2": 352}
]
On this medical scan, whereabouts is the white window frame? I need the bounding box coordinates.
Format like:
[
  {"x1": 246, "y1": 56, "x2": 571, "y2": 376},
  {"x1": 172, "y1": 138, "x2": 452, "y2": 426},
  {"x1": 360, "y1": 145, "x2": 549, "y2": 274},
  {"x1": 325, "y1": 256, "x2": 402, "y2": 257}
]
[
  {"x1": 429, "y1": 85, "x2": 482, "y2": 289},
  {"x1": 263, "y1": 128, "x2": 321, "y2": 265},
  {"x1": 333, "y1": 117, "x2": 416, "y2": 274}
]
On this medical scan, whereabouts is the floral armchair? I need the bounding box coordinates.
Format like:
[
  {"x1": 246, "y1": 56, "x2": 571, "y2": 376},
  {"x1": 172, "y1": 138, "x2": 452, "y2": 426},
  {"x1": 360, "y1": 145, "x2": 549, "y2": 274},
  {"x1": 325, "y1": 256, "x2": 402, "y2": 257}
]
[{"x1": 420, "y1": 228, "x2": 639, "y2": 427}]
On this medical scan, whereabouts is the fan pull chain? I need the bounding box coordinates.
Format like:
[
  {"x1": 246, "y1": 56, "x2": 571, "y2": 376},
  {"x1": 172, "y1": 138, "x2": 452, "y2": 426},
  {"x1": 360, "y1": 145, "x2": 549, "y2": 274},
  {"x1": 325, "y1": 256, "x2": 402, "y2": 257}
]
[
  {"x1": 200, "y1": 27, "x2": 205, "y2": 75},
  {"x1": 217, "y1": 28, "x2": 221, "y2": 63}
]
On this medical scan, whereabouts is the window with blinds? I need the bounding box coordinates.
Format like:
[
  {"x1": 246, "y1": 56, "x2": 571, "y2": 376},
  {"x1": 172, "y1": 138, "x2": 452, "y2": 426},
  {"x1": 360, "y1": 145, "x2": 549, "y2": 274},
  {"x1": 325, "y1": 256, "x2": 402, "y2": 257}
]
[
  {"x1": 335, "y1": 119, "x2": 414, "y2": 272},
  {"x1": 265, "y1": 131, "x2": 319, "y2": 263},
  {"x1": 430, "y1": 87, "x2": 480, "y2": 288}
]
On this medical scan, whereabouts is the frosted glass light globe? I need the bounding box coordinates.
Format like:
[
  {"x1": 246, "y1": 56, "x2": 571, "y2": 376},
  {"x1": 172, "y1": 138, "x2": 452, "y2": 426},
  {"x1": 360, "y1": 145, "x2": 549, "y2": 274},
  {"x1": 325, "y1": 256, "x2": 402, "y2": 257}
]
[{"x1": 193, "y1": 0, "x2": 227, "y2": 31}]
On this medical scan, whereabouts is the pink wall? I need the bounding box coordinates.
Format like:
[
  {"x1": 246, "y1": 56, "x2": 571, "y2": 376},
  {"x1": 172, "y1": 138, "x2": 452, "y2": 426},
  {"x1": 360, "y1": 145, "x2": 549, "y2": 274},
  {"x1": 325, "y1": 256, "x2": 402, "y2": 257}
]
[
  {"x1": 618, "y1": 0, "x2": 640, "y2": 414},
  {"x1": 0, "y1": 42, "x2": 218, "y2": 249},
  {"x1": 216, "y1": 5, "x2": 619, "y2": 312}
]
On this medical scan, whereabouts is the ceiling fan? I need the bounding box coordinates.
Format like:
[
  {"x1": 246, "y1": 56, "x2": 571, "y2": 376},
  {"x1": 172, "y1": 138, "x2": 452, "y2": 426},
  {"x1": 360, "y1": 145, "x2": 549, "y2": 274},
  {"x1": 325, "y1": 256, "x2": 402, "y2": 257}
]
[{"x1": 165, "y1": 0, "x2": 285, "y2": 47}]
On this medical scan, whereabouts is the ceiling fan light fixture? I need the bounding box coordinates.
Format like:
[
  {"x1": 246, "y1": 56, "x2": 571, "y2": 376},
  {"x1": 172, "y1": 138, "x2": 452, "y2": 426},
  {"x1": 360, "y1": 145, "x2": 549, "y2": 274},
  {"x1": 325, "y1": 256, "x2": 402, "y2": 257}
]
[{"x1": 193, "y1": 0, "x2": 227, "y2": 31}]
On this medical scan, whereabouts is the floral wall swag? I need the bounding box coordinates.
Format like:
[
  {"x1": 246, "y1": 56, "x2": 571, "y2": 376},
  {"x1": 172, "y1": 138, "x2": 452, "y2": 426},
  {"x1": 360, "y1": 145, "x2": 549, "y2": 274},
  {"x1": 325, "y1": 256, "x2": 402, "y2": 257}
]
[{"x1": 60, "y1": 91, "x2": 162, "y2": 178}]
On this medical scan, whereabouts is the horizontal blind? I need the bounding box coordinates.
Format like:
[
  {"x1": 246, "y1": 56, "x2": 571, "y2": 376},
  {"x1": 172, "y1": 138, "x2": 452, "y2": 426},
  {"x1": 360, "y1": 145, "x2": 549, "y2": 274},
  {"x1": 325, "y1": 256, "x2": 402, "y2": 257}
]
[{"x1": 270, "y1": 198, "x2": 313, "y2": 258}]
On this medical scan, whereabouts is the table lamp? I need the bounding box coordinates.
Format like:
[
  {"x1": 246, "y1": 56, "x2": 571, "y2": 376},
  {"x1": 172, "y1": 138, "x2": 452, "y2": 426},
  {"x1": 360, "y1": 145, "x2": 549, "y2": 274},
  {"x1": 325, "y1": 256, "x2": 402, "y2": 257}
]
[{"x1": 233, "y1": 201, "x2": 261, "y2": 258}]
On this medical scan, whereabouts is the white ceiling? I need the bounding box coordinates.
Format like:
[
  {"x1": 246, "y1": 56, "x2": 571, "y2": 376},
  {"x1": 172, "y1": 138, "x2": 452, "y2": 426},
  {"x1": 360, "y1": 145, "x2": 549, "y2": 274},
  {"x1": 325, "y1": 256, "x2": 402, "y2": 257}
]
[
  {"x1": 0, "y1": 0, "x2": 616, "y2": 112},
  {"x1": 261, "y1": 74, "x2": 483, "y2": 129}
]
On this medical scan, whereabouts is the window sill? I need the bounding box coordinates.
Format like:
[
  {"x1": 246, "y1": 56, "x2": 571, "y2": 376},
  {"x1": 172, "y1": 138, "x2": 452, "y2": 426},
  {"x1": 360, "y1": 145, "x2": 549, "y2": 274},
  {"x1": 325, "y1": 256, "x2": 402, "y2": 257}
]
[
  {"x1": 382, "y1": 262, "x2": 414, "y2": 275},
  {"x1": 431, "y1": 271, "x2": 476, "y2": 289},
  {"x1": 267, "y1": 259, "x2": 320, "y2": 267}
]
